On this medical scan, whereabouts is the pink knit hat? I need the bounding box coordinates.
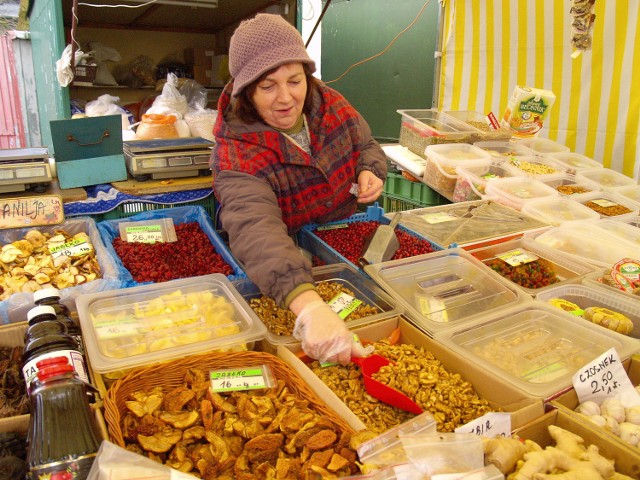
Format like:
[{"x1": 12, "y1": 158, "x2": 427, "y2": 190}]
[{"x1": 229, "y1": 14, "x2": 316, "y2": 97}]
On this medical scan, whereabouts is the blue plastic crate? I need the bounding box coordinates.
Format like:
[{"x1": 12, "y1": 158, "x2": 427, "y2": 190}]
[
  {"x1": 97, "y1": 205, "x2": 245, "y2": 286},
  {"x1": 297, "y1": 203, "x2": 444, "y2": 273}
]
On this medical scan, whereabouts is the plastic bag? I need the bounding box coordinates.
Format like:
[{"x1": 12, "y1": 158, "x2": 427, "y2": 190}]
[
  {"x1": 85, "y1": 94, "x2": 132, "y2": 129},
  {"x1": 147, "y1": 72, "x2": 189, "y2": 118},
  {"x1": 179, "y1": 79, "x2": 208, "y2": 110},
  {"x1": 184, "y1": 105, "x2": 217, "y2": 141},
  {"x1": 87, "y1": 441, "x2": 197, "y2": 480},
  {"x1": 87, "y1": 42, "x2": 121, "y2": 86}
]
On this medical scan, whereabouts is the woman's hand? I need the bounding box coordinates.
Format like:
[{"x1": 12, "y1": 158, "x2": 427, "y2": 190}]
[{"x1": 357, "y1": 170, "x2": 384, "y2": 204}]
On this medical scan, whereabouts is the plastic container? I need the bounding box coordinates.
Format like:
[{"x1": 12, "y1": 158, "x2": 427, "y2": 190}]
[
  {"x1": 423, "y1": 143, "x2": 492, "y2": 199},
  {"x1": 434, "y1": 303, "x2": 639, "y2": 398},
  {"x1": 596, "y1": 219, "x2": 640, "y2": 248},
  {"x1": 541, "y1": 173, "x2": 600, "y2": 197},
  {"x1": 575, "y1": 167, "x2": 637, "y2": 192},
  {"x1": 363, "y1": 248, "x2": 530, "y2": 335},
  {"x1": 583, "y1": 270, "x2": 640, "y2": 301},
  {"x1": 576, "y1": 191, "x2": 640, "y2": 220},
  {"x1": 484, "y1": 176, "x2": 559, "y2": 211},
  {"x1": 385, "y1": 200, "x2": 548, "y2": 249},
  {"x1": 445, "y1": 110, "x2": 513, "y2": 141},
  {"x1": 397, "y1": 109, "x2": 479, "y2": 157},
  {"x1": 521, "y1": 196, "x2": 601, "y2": 226},
  {"x1": 531, "y1": 223, "x2": 640, "y2": 269},
  {"x1": 516, "y1": 137, "x2": 570, "y2": 155},
  {"x1": 453, "y1": 160, "x2": 520, "y2": 202},
  {"x1": 536, "y1": 283, "x2": 640, "y2": 339},
  {"x1": 546, "y1": 152, "x2": 602, "y2": 173},
  {"x1": 614, "y1": 183, "x2": 640, "y2": 206},
  {"x1": 503, "y1": 155, "x2": 565, "y2": 179},
  {"x1": 75, "y1": 274, "x2": 267, "y2": 378},
  {"x1": 468, "y1": 236, "x2": 595, "y2": 296},
  {"x1": 232, "y1": 263, "x2": 403, "y2": 350},
  {"x1": 383, "y1": 144, "x2": 428, "y2": 178},
  {"x1": 473, "y1": 139, "x2": 535, "y2": 158}
]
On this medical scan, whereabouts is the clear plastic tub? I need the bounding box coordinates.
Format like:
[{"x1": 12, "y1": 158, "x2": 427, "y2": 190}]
[
  {"x1": 542, "y1": 173, "x2": 600, "y2": 197},
  {"x1": 363, "y1": 248, "x2": 530, "y2": 334},
  {"x1": 397, "y1": 109, "x2": 478, "y2": 157},
  {"x1": 521, "y1": 196, "x2": 600, "y2": 226},
  {"x1": 575, "y1": 167, "x2": 636, "y2": 192},
  {"x1": 614, "y1": 183, "x2": 640, "y2": 206},
  {"x1": 547, "y1": 152, "x2": 602, "y2": 173},
  {"x1": 594, "y1": 219, "x2": 640, "y2": 249},
  {"x1": 576, "y1": 191, "x2": 640, "y2": 220},
  {"x1": 445, "y1": 110, "x2": 513, "y2": 141},
  {"x1": 468, "y1": 236, "x2": 595, "y2": 296},
  {"x1": 76, "y1": 274, "x2": 267, "y2": 376},
  {"x1": 484, "y1": 176, "x2": 560, "y2": 211},
  {"x1": 536, "y1": 283, "x2": 640, "y2": 338},
  {"x1": 453, "y1": 160, "x2": 518, "y2": 202},
  {"x1": 503, "y1": 155, "x2": 566, "y2": 179},
  {"x1": 583, "y1": 269, "x2": 640, "y2": 301},
  {"x1": 434, "y1": 303, "x2": 639, "y2": 398},
  {"x1": 423, "y1": 143, "x2": 492, "y2": 199},
  {"x1": 473, "y1": 139, "x2": 535, "y2": 158},
  {"x1": 516, "y1": 137, "x2": 570, "y2": 155}
]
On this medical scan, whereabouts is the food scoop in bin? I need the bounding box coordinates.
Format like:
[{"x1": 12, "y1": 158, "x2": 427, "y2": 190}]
[{"x1": 359, "y1": 213, "x2": 402, "y2": 266}]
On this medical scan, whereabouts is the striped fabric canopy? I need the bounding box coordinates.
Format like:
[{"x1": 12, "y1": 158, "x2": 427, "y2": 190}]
[{"x1": 437, "y1": 0, "x2": 639, "y2": 180}]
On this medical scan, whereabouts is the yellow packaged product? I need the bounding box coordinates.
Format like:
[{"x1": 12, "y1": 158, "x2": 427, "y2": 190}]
[{"x1": 502, "y1": 86, "x2": 556, "y2": 137}]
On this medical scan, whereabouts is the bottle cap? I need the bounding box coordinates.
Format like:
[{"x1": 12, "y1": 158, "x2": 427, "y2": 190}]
[
  {"x1": 36, "y1": 356, "x2": 74, "y2": 380},
  {"x1": 27, "y1": 305, "x2": 57, "y2": 322},
  {"x1": 33, "y1": 287, "x2": 61, "y2": 303}
]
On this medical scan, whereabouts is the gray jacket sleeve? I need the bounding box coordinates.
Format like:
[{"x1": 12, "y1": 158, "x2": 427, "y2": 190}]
[{"x1": 214, "y1": 170, "x2": 314, "y2": 305}]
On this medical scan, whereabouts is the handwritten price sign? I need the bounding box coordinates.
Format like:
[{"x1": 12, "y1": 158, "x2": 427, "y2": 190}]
[
  {"x1": 455, "y1": 412, "x2": 511, "y2": 438},
  {"x1": 0, "y1": 195, "x2": 64, "y2": 229}
]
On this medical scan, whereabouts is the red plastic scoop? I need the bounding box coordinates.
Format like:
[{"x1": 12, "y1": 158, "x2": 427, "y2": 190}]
[{"x1": 351, "y1": 354, "x2": 423, "y2": 415}]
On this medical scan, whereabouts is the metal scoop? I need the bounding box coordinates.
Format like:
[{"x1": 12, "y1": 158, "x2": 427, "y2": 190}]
[{"x1": 359, "y1": 213, "x2": 402, "y2": 266}]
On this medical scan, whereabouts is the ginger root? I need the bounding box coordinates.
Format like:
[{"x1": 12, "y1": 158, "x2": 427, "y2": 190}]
[
  {"x1": 509, "y1": 447, "x2": 602, "y2": 480},
  {"x1": 483, "y1": 436, "x2": 539, "y2": 474}
]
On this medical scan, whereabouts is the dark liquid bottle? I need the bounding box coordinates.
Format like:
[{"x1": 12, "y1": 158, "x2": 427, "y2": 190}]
[
  {"x1": 33, "y1": 287, "x2": 85, "y2": 355},
  {"x1": 26, "y1": 356, "x2": 102, "y2": 480},
  {"x1": 22, "y1": 306, "x2": 89, "y2": 390}
]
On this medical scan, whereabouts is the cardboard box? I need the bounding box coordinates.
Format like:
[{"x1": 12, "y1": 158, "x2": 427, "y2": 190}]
[
  {"x1": 0, "y1": 322, "x2": 29, "y2": 433},
  {"x1": 514, "y1": 408, "x2": 640, "y2": 478},
  {"x1": 184, "y1": 47, "x2": 215, "y2": 67},
  {"x1": 277, "y1": 316, "x2": 544, "y2": 433}
]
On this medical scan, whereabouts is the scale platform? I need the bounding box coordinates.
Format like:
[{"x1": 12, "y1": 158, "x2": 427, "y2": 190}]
[
  {"x1": 123, "y1": 137, "x2": 214, "y2": 181},
  {"x1": 0, "y1": 147, "x2": 53, "y2": 194}
]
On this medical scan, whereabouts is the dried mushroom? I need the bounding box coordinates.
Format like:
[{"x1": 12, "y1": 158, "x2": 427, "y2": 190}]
[
  {"x1": 121, "y1": 369, "x2": 361, "y2": 478},
  {"x1": 0, "y1": 346, "x2": 29, "y2": 418},
  {"x1": 250, "y1": 281, "x2": 379, "y2": 336}
]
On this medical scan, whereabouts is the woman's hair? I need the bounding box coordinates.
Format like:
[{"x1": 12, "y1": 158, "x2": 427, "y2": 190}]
[{"x1": 232, "y1": 63, "x2": 319, "y2": 124}]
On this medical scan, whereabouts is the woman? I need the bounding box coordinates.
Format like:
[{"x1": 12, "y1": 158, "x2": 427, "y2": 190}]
[{"x1": 211, "y1": 13, "x2": 387, "y2": 364}]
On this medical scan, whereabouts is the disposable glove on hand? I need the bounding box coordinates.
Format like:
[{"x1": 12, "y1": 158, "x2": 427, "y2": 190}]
[{"x1": 293, "y1": 300, "x2": 373, "y2": 365}]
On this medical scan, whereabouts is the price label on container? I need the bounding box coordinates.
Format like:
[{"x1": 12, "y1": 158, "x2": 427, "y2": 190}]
[
  {"x1": 49, "y1": 238, "x2": 92, "y2": 259},
  {"x1": 497, "y1": 249, "x2": 538, "y2": 267},
  {"x1": 125, "y1": 225, "x2": 164, "y2": 243},
  {"x1": 590, "y1": 198, "x2": 618, "y2": 208},
  {"x1": 420, "y1": 212, "x2": 458, "y2": 224},
  {"x1": 327, "y1": 292, "x2": 362, "y2": 319},
  {"x1": 455, "y1": 412, "x2": 511, "y2": 438},
  {"x1": 316, "y1": 223, "x2": 349, "y2": 231},
  {"x1": 210, "y1": 367, "x2": 271, "y2": 392},
  {"x1": 572, "y1": 348, "x2": 640, "y2": 407}
]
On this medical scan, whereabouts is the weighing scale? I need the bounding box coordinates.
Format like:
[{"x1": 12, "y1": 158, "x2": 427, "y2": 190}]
[
  {"x1": 0, "y1": 147, "x2": 53, "y2": 194},
  {"x1": 123, "y1": 137, "x2": 214, "y2": 181}
]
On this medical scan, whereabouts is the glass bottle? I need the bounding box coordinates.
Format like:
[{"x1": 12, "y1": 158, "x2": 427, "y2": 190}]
[
  {"x1": 26, "y1": 356, "x2": 102, "y2": 480},
  {"x1": 22, "y1": 306, "x2": 89, "y2": 390},
  {"x1": 33, "y1": 287, "x2": 85, "y2": 355}
]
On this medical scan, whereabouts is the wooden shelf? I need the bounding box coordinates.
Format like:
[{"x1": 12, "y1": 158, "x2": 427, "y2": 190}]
[{"x1": 70, "y1": 84, "x2": 155, "y2": 89}]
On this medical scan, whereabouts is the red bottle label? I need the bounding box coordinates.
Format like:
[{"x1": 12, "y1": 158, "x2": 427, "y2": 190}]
[{"x1": 28, "y1": 453, "x2": 96, "y2": 479}]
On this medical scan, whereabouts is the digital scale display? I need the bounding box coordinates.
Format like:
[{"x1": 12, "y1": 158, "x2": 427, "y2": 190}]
[
  {"x1": 0, "y1": 147, "x2": 53, "y2": 194},
  {"x1": 123, "y1": 137, "x2": 214, "y2": 181}
]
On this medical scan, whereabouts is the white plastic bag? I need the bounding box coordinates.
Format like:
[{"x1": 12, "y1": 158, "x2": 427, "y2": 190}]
[
  {"x1": 147, "y1": 73, "x2": 189, "y2": 118},
  {"x1": 85, "y1": 94, "x2": 131, "y2": 129},
  {"x1": 184, "y1": 105, "x2": 217, "y2": 141}
]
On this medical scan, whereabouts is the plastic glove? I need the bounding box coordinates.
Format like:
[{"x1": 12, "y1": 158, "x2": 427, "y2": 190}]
[{"x1": 293, "y1": 300, "x2": 373, "y2": 365}]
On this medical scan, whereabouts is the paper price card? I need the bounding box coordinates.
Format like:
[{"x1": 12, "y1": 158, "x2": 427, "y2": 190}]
[
  {"x1": 572, "y1": 348, "x2": 640, "y2": 408},
  {"x1": 455, "y1": 412, "x2": 511, "y2": 438},
  {"x1": 49, "y1": 238, "x2": 92, "y2": 259},
  {"x1": 0, "y1": 195, "x2": 64, "y2": 229},
  {"x1": 125, "y1": 225, "x2": 164, "y2": 244},
  {"x1": 316, "y1": 223, "x2": 348, "y2": 231},
  {"x1": 420, "y1": 212, "x2": 458, "y2": 224},
  {"x1": 497, "y1": 249, "x2": 538, "y2": 267},
  {"x1": 210, "y1": 365, "x2": 274, "y2": 393},
  {"x1": 327, "y1": 292, "x2": 362, "y2": 319}
]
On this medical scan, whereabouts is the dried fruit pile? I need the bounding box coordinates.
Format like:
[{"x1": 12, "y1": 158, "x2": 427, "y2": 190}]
[
  {"x1": 313, "y1": 222, "x2": 435, "y2": 265},
  {"x1": 485, "y1": 258, "x2": 560, "y2": 289},
  {"x1": 112, "y1": 222, "x2": 233, "y2": 283},
  {"x1": 0, "y1": 346, "x2": 29, "y2": 418},
  {"x1": 121, "y1": 368, "x2": 365, "y2": 478}
]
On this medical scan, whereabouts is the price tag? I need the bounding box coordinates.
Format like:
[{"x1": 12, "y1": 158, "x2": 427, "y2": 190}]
[
  {"x1": 49, "y1": 238, "x2": 92, "y2": 259},
  {"x1": 210, "y1": 367, "x2": 270, "y2": 392},
  {"x1": 591, "y1": 198, "x2": 618, "y2": 208},
  {"x1": 455, "y1": 412, "x2": 511, "y2": 438},
  {"x1": 125, "y1": 225, "x2": 164, "y2": 243},
  {"x1": 572, "y1": 348, "x2": 640, "y2": 408},
  {"x1": 420, "y1": 212, "x2": 458, "y2": 224},
  {"x1": 316, "y1": 223, "x2": 349, "y2": 231},
  {"x1": 497, "y1": 249, "x2": 538, "y2": 267},
  {"x1": 327, "y1": 292, "x2": 362, "y2": 319}
]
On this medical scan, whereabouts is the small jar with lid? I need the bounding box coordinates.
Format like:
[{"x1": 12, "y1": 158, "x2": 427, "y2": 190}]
[
  {"x1": 26, "y1": 356, "x2": 102, "y2": 480},
  {"x1": 33, "y1": 287, "x2": 84, "y2": 354},
  {"x1": 22, "y1": 305, "x2": 89, "y2": 390}
]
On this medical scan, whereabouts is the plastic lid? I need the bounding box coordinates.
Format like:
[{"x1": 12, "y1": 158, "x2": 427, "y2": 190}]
[
  {"x1": 576, "y1": 167, "x2": 636, "y2": 190},
  {"x1": 548, "y1": 152, "x2": 602, "y2": 171},
  {"x1": 484, "y1": 176, "x2": 559, "y2": 210},
  {"x1": 33, "y1": 287, "x2": 62, "y2": 302},
  {"x1": 27, "y1": 305, "x2": 57, "y2": 321},
  {"x1": 36, "y1": 356, "x2": 74, "y2": 380},
  {"x1": 516, "y1": 137, "x2": 570, "y2": 155},
  {"x1": 521, "y1": 197, "x2": 601, "y2": 226},
  {"x1": 425, "y1": 143, "x2": 492, "y2": 167}
]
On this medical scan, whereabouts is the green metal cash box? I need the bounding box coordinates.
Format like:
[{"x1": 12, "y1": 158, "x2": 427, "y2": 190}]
[{"x1": 50, "y1": 115, "x2": 128, "y2": 189}]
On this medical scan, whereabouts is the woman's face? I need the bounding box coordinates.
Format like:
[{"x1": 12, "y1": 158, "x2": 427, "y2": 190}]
[{"x1": 251, "y1": 62, "x2": 307, "y2": 130}]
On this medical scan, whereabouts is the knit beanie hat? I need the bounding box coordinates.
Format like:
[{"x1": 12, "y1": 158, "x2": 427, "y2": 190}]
[{"x1": 229, "y1": 13, "x2": 316, "y2": 97}]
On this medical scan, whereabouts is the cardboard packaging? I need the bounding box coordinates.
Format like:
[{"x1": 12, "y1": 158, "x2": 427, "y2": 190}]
[{"x1": 501, "y1": 86, "x2": 556, "y2": 137}]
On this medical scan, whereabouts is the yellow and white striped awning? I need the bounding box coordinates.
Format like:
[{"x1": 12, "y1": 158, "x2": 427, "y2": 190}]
[{"x1": 437, "y1": 0, "x2": 640, "y2": 180}]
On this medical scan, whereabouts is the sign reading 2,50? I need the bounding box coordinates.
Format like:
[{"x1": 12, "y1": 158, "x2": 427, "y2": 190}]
[{"x1": 591, "y1": 370, "x2": 621, "y2": 395}]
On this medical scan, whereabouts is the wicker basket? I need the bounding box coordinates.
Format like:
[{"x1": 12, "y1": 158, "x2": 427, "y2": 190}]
[{"x1": 104, "y1": 350, "x2": 356, "y2": 447}]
